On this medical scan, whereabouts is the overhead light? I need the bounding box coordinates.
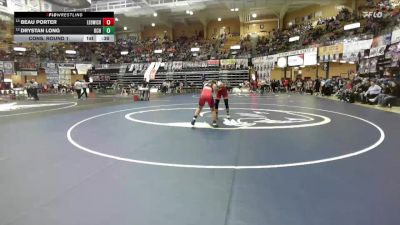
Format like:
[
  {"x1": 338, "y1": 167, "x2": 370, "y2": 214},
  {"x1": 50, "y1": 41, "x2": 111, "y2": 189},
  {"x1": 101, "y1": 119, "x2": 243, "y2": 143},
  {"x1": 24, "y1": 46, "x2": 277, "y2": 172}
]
[
  {"x1": 153, "y1": 12, "x2": 158, "y2": 17},
  {"x1": 189, "y1": 11, "x2": 193, "y2": 15},
  {"x1": 186, "y1": 10, "x2": 190, "y2": 14},
  {"x1": 332, "y1": 59, "x2": 337, "y2": 62},
  {"x1": 151, "y1": 23, "x2": 155, "y2": 27},
  {"x1": 115, "y1": 17, "x2": 119, "y2": 22},
  {"x1": 123, "y1": 26, "x2": 127, "y2": 30},
  {"x1": 230, "y1": 8, "x2": 234, "y2": 12},
  {"x1": 191, "y1": 47, "x2": 200, "y2": 52},
  {"x1": 121, "y1": 51, "x2": 129, "y2": 55},
  {"x1": 252, "y1": 13, "x2": 257, "y2": 18},
  {"x1": 349, "y1": 61, "x2": 355, "y2": 64},
  {"x1": 289, "y1": 36, "x2": 300, "y2": 42},
  {"x1": 339, "y1": 60, "x2": 347, "y2": 63},
  {"x1": 230, "y1": 45, "x2": 241, "y2": 50},
  {"x1": 344, "y1": 22, "x2": 360, "y2": 31},
  {"x1": 218, "y1": 17, "x2": 222, "y2": 21},
  {"x1": 154, "y1": 49, "x2": 163, "y2": 54},
  {"x1": 222, "y1": 26, "x2": 226, "y2": 29},
  {"x1": 65, "y1": 50, "x2": 76, "y2": 54},
  {"x1": 235, "y1": 8, "x2": 239, "y2": 11},
  {"x1": 13, "y1": 47, "x2": 26, "y2": 52}
]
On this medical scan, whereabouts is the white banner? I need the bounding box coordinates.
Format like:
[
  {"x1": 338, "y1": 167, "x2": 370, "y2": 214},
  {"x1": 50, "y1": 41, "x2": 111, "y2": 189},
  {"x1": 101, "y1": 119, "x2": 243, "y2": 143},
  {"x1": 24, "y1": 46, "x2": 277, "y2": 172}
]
[
  {"x1": 288, "y1": 54, "x2": 304, "y2": 67},
  {"x1": 304, "y1": 52, "x2": 318, "y2": 66},
  {"x1": 391, "y1": 29, "x2": 400, "y2": 44},
  {"x1": 276, "y1": 47, "x2": 317, "y2": 58},
  {"x1": 369, "y1": 46, "x2": 386, "y2": 58},
  {"x1": 343, "y1": 39, "x2": 373, "y2": 61},
  {"x1": 75, "y1": 64, "x2": 92, "y2": 74},
  {"x1": 44, "y1": 63, "x2": 59, "y2": 84},
  {"x1": 144, "y1": 62, "x2": 155, "y2": 82},
  {"x1": 58, "y1": 63, "x2": 75, "y2": 69},
  {"x1": 150, "y1": 62, "x2": 161, "y2": 80}
]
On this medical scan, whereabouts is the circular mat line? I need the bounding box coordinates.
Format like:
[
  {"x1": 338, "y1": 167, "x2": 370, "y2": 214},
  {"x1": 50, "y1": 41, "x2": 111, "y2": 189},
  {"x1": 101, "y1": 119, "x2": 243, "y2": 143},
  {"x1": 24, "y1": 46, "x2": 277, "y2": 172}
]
[{"x1": 67, "y1": 103, "x2": 385, "y2": 170}]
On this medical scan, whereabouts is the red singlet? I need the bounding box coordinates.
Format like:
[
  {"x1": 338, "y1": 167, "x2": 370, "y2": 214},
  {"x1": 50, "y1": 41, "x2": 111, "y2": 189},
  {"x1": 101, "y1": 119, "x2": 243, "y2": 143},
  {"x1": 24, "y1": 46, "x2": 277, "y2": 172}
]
[
  {"x1": 199, "y1": 86, "x2": 214, "y2": 108},
  {"x1": 216, "y1": 86, "x2": 228, "y2": 100}
]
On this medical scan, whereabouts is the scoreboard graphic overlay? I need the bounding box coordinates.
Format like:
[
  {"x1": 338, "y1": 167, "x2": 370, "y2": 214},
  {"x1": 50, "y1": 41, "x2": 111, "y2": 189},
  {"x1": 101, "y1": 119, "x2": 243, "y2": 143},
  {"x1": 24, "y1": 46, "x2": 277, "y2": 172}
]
[{"x1": 14, "y1": 12, "x2": 115, "y2": 43}]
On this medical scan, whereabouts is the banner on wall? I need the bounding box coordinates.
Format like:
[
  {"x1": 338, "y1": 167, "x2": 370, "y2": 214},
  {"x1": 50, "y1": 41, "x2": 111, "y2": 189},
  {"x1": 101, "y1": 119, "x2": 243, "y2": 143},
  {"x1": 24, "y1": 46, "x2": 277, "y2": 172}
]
[
  {"x1": 172, "y1": 61, "x2": 183, "y2": 70},
  {"x1": 318, "y1": 43, "x2": 344, "y2": 56},
  {"x1": 58, "y1": 63, "x2": 75, "y2": 69},
  {"x1": 15, "y1": 62, "x2": 37, "y2": 72},
  {"x1": 235, "y1": 59, "x2": 248, "y2": 68},
  {"x1": 220, "y1": 59, "x2": 236, "y2": 66},
  {"x1": 391, "y1": 29, "x2": 400, "y2": 44},
  {"x1": 15, "y1": 61, "x2": 38, "y2": 76},
  {"x1": 150, "y1": 62, "x2": 161, "y2": 80},
  {"x1": 44, "y1": 63, "x2": 59, "y2": 84},
  {"x1": 359, "y1": 58, "x2": 378, "y2": 74},
  {"x1": 343, "y1": 39, "x2": 373, "y2": 61},
  {"x1": 207, "y1": 60, "x2": 219, "y2": 67},
  {"x1": 1, "y1": 61, "x2": 14, "y2": 75},
  {"x1": 0, "y1": 61, "x2": 14, "y2": 75},
  {"x1": 75, "y1": 64, "x2": 92, "y2": 75},
  {"x1": 320, "y1": 54, "x2": 340, "y2": 62},
  {"x1": 288, "y1": 54, "x2": 304, "y2": 66},
  {"x1": 371, "y1": 33, "x2": 392, "y2": 48},
  {"x1": 144, "y1": 62, "x2": 160, "y2": 82},
  {"x1": 304, "y1": 51, "x2": 318, "y2": 66},
  {"x1": 182, "y1": 61, "x2": 208, "y2": 68},
  {"x1": 276, "y1": 47, "x2": 317, "y2": 58},
  {"x1": 252, "y1": 54, "x2": 277, "y2": 65},
  {"x1": 369, "y1": 46, "x2": 386, "y2": 58}
]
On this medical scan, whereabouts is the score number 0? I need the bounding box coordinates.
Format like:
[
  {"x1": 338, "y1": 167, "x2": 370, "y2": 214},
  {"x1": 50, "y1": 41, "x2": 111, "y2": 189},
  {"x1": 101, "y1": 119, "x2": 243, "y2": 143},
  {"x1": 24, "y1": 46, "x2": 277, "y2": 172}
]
[{"x1": 102, "y1": 18, "x2": 115, "y2": 26}]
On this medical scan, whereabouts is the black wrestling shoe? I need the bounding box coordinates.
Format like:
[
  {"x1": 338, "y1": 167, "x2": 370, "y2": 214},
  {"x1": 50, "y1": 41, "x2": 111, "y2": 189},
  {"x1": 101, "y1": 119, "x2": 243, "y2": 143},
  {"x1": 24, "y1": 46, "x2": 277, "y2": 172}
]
[
  {"x1": 191, "y1": 119, "x2": 196, "y2": 126},
  {"x1": 212, "y1": 121, "x2": 218, "y2": 127}
]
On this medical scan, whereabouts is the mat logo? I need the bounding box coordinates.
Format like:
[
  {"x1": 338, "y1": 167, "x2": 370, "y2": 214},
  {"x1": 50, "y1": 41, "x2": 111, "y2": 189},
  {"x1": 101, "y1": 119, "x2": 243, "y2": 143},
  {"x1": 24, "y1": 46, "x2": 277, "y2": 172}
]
[
  {"x1": 126, "y1": 108, "x2": 331, "y2": 130},
  {"x1": 222, "y1": 111, "x2": 313, "y2": 128}
]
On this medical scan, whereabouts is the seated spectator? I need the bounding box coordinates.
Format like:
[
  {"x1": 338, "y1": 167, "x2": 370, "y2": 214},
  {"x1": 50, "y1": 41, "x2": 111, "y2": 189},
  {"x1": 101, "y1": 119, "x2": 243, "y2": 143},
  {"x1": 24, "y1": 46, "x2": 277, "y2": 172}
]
[
  {"x1": 362, "y1": 80, "x2": 382, "y2": 104},
  {"x1": 377, "y1": 81, "x2": 399, "y2": 108}
]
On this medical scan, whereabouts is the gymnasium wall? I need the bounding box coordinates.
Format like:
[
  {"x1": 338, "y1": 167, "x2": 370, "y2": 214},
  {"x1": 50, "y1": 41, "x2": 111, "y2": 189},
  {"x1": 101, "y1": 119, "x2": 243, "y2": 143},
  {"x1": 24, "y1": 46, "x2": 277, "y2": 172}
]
[
  {"x1": 141, "y1": 25, "x2": 173, "y2": 40},
  {"x1": 206, "y1": 18, "x2": 240, "y2": 39},
  {"x1": 270, "y1": 63, "x2": 357, "y2": 80},
  {"x1": 241, "y1": 21, "x2": 278, "y2": 37},
  {"x1": 173, "y1": 22, "x2": 205, "y2": 40},
  {"x1": 283, "y1": 2, "x2": 353, "y2": 28}
]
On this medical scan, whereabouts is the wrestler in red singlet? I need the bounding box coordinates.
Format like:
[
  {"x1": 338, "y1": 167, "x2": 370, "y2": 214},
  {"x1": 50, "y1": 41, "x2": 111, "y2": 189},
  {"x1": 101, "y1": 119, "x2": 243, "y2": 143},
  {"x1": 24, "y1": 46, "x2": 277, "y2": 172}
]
[
  {"x1": 198, "y1": 85, "x2": 215, "y2": 108},
  {"x1": 215, "y1": 81, "x2": 230, "y2": 119},
  {"x1": 191, "y1": 80, "x2": 218, "y2": 127}
]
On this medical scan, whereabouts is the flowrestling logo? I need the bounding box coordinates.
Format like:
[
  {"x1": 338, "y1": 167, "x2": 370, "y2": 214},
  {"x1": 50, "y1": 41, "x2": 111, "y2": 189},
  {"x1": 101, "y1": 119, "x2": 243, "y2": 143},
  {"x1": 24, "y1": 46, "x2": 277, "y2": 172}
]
[
  {"x1": 125, "y1": 108, "x2": 331, "y2": 130},
  {"x1": 362, "y1": 11, "x2": 385, "y2": 19}
]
